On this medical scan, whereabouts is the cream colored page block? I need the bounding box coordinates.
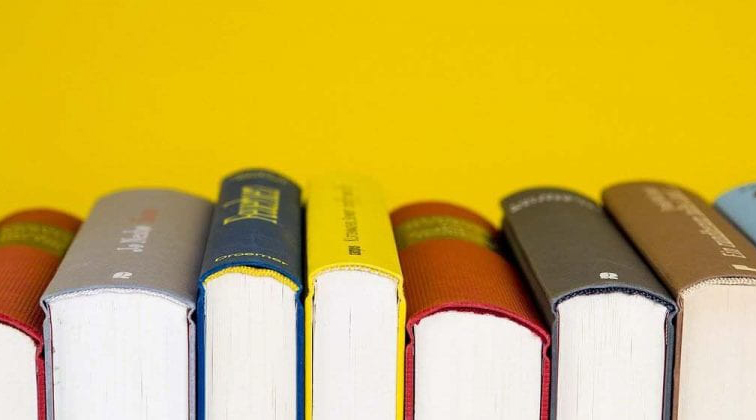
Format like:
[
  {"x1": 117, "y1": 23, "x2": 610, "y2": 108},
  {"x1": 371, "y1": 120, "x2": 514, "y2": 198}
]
[
  {"x1": 205, "y1": 273, "x2": 297, "y2": 420},
  {"x1": 49, "y1": 292, "x2": 189, "y2": 420},
  {"x1": 677, "y1": 284, "x2": 756, "y2": 420},
  {"x1": 312, "y1": 269, "x2": 398, "y2": 420},
  {"x1": 0, "y1": 325, "x2": 37, "y2": 420},
  {"x1": 556, "y1": 293, "x2": 668, "y2": 420},
  {"x1": 414, "y1": 311, "x2": 542, "y2": 420}
]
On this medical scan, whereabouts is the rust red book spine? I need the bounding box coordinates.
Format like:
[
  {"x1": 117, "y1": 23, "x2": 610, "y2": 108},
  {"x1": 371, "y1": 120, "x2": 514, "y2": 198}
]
[{"x1": 0, "y1": 209, "x2": 80, "y2": 420}]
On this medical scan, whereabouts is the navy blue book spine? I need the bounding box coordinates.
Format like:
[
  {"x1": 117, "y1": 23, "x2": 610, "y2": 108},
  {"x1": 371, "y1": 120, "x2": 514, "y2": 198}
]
[{"x1": 197, "y1": 168, "x2": 304, "y2": 420}]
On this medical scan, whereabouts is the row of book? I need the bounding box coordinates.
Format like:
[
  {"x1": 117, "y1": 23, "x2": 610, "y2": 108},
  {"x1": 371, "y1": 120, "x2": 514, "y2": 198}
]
[{"x1": 1, "y1": 169, "x2": 756, "y2": 420}]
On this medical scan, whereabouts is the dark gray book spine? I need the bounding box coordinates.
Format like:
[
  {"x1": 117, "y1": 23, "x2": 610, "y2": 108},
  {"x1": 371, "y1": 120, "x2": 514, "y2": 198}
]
[{"x1": 501, "y1": 187, "x2": 677, "y2": 420}]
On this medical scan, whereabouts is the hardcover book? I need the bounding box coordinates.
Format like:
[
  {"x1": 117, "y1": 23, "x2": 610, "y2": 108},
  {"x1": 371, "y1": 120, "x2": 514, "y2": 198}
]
[
  {"x1": 0, "y1": 209, "x2": 80, "y2": 420},
  {"x1": 502, "y1": 188, "x2": 677, "y2": 420},
  {"x1": 715, "y1": 182, "x2": 756, "y2": 244},
  {"x1": 41, "y1": 189, "x2": 212, "y2": 420},
  {"x1": 305, "y1": 176, "x2": 405, "y2": 420},
  {"x1": 197, "y1": 169, "x2": 303, "y2": 420},
  {"x1": 603, "y1": 181, "x2": 756, "y2": 420},
  {"x1": 392, "y1": 202, "x2": 550, "y2": 420}
]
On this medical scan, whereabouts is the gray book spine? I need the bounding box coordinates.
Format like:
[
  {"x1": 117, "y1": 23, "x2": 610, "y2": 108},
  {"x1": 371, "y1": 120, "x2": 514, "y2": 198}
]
[
  {"x1": 40, "y1": 189, "x2": 212, "y2": 420},
  {"x1": 501, "y1": 187, "x2": 677, "y2": 420}
]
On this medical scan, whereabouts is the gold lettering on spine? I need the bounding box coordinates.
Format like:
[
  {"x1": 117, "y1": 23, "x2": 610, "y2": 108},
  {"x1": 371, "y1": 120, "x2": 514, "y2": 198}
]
[
  {"x1": 0, "y1": 222, "x2": 74, "y2": 256},
  {"x1": 393, "y1": 216, "x2": 494, "y2": 251},
  {"x1": 223, "y1": 185, "x2": 281, "y2": 225}
]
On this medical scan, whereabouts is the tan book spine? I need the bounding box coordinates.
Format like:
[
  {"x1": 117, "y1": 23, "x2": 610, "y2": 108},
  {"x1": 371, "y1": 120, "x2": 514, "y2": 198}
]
[{"x1": 602, "y1": 181, "x2": 756, "y2": 296}]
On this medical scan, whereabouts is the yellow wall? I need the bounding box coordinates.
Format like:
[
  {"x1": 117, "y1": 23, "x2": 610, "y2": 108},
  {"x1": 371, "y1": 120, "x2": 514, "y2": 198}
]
[{"x1": 2, "y1": 1, "x2": 755, "y2": 224}]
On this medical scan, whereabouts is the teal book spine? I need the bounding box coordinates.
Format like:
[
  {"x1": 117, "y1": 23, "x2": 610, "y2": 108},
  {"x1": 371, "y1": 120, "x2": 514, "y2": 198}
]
[{"x1": 716, "y1": 183, "x2": 756, "y2": 245}]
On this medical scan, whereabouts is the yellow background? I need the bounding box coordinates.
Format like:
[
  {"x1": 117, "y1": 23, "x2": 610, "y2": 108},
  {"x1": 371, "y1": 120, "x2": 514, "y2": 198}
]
[{"x1": 2, "y1": 2, "x2": 755, "y2": 224}]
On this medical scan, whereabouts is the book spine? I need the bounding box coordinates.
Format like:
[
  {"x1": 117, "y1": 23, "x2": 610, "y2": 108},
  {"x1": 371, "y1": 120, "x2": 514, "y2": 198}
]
[
  {"x1": 305, "y1": 176, "x2": 405, "y2": 420},
  {"x1": 602, "y1": 182, "x2": 756, "y2": 297},
  {"x1": 41, "y1": 189, "x2": 212, "y2": 305},
  {"x1": 197, "y1": 169, "x2": 304, "y2": 420},
  {"x1": 199, "y1": 169, "x2": 303, "y2": 283},
  {"x1": 502, "y1": 187, "x2": 675, "y2": 317},
  {"x1": 0, "y1": 209, "x2": 80, "y2": 420},
  {"x1": 715, "y1": 183, "x2": 756, "y2": 245}
]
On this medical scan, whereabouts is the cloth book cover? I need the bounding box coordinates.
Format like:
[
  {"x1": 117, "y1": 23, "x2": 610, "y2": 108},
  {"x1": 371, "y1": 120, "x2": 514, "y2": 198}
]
[
  {"x1": 305, "y1": 176, "x2": 406, "y2": 420},
  {"x1": 40, "y1": 189, "x2": 212, "y2": 420},
  {"x1": 603, "y1": 181, "x2": 756, "y2": 299},
  {"x1": 391, "y1": 202, "x2": 551, "y2": 420},
  {"x1": 197, "y1": 169, "x2": 304, "y2": 420},
  {"x1": 501, "y1": 187, "x2": 678, "y2": 419},
  {"x1": 715, "y1": 182, "x2": 756, "y2": 245},
  {"x1": 0, "y1": 209, "x2": 80, "y2": 420}
]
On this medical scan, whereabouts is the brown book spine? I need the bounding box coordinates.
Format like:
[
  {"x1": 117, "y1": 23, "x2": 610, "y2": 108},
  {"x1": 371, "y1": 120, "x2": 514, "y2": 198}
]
[
  {"x1": 602, "y1": 181, "x2": 756, "y2": 297},
  {"x1": 0, "y1": 208, "x2": 80, "y2": 420}
]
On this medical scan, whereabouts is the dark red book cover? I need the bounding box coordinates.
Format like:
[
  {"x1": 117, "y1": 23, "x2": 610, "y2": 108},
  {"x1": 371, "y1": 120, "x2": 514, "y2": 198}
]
[
  {"x1": 391, "y1": 202, "x2": 550, "y2": 420},
  {"x1": 0, "y1": 209, "x2": 80, "y2": 420}
]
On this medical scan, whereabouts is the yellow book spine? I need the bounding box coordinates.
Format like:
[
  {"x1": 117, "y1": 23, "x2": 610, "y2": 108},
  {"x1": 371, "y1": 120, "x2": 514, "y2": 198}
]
[{"x1": 304, "y1": 175, "x2": 405, "y2": 420}]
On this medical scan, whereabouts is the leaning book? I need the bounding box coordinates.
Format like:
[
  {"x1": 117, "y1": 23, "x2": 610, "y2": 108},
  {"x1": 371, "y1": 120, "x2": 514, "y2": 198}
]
[
  {"x1": 502, "y1": 188, "x2": 676, "y2": 420},
  {"x1": 604, "y1": 181, "x2": 756, "y2": 420}
]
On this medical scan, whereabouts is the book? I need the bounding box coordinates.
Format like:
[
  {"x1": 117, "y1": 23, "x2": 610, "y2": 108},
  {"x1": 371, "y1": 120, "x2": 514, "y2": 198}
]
[
  {"x1": 197, "y1": 169, "x2": 303, "y2": 420},
  {"x1": 715, "y1": 182, "x2": 756, "y2": 244},
  {"x1": 501, "y1": 188, "x2": 677, "y2": 420},
  {"x1": 0, "y1": 209, "x2": 80, "y2": 420},
  {"x1": 392, "y1": 202, "x2": 550, "y2": 420},
  {"x1": 603, "y1": 181, "x2": 756, "y2": 420},
  {"x1": 305, "y1": 176, "x2": 405, "y2": 420},
  {"x1": 41, "y1": 189, "x2": 212, "y2": 420}
]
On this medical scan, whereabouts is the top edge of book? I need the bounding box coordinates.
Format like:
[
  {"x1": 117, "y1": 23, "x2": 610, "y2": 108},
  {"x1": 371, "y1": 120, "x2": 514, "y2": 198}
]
[
  {"x1": 0, "y1": 208, "x2": 80, "y2": 257},
  {"x1": 717, "y1": 181, "x2": 756, "y2": 198},
  {"x1": 502, "y1": 186, "x2": 599, "y2": 215},
  {"x1": 306, "y1": 175, "x2": 402, "y2": 283},
  {"x1": 199, "y1": 169, "x2": 304, "y2": 290},
  {"x1": 223, "y1": 168, "x2": 300, "y2": 188},
  {"x1": 0, "y1": 208, "x2": 80, "y2": 227},
  {"x1": 603, "y1": 181, "x2": 756, "y2": 297},
  {"x1": 502, "y1": 186, "x2": 676, "y2": 317},
  {"x1": 41, "y1": 189, "x2": 212, "y2": 309}
]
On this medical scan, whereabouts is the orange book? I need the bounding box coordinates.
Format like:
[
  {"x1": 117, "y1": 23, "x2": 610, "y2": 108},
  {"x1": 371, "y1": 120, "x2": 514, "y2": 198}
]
[
  {"x1": 392, "y1": 202, "x2": 550, "y2": 420},
  {"x1": 0, "y1": 209, "x2": 80, "y2": 420}
]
